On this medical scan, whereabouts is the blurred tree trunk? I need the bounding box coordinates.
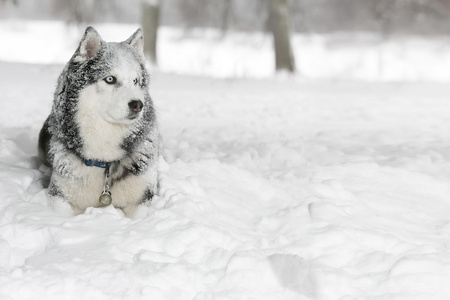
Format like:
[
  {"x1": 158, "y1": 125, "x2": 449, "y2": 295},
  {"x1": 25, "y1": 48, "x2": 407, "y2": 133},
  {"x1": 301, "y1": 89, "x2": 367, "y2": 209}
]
[
  {"x1": 220, "y1": 0, "x2": 233, "y2": 35},
  {"x1": 270, "y1": 0, "x2": 295, "y2": 73},
  {"x1": 374, "y1": 0, "x2": 396, "y2": 79},
  {"x1": 141, "y1": 0, "x2": 161, "y2": 65}
]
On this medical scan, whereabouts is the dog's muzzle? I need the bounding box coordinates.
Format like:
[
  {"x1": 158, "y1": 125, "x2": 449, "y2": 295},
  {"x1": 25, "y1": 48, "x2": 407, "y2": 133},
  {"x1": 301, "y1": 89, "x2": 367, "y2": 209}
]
[{"x1": 128, "y1": 100, "x2": 143, "y2": 113}]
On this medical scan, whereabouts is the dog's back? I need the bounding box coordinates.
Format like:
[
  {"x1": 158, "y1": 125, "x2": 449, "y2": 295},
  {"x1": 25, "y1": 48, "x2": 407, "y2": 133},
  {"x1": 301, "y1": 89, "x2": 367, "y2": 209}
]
[{"x1": 38, "y1": 117, "x2": 51, "y2": 167}]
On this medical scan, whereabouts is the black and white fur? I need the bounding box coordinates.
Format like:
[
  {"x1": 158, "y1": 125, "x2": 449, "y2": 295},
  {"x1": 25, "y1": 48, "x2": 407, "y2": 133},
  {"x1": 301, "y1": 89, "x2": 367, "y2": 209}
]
[{"x1": 38, "y1": 26, "x2": 159, "y2": 217}]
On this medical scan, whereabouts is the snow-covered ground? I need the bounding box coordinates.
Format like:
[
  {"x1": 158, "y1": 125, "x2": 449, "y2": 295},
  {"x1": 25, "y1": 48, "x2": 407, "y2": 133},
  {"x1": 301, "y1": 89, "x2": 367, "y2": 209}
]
[
  {"x1": 2, "y1": 61, "x2": 450, "y2": 299},
  {"x1": 2, "y1": 20, "x2": 450, "y2": 299}
]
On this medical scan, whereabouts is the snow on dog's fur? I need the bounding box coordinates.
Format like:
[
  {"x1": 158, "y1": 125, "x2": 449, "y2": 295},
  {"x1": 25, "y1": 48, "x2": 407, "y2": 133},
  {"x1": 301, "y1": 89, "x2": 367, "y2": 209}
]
[{"x1": 38, "y1": 26, "x2": 160, "y2": 217}]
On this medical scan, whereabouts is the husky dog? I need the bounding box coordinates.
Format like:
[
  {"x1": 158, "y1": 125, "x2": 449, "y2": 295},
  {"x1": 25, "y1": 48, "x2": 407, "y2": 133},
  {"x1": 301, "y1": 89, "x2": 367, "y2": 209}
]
[{"x1": 38, "y1": 27, "x2": 159, "y2": 217}]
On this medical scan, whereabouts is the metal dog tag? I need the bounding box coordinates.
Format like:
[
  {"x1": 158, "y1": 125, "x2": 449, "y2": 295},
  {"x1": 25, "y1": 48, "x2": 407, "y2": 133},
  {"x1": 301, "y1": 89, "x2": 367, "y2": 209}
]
[{"x1": 99, "y1": 191, "x2": 112, "y2": 207}]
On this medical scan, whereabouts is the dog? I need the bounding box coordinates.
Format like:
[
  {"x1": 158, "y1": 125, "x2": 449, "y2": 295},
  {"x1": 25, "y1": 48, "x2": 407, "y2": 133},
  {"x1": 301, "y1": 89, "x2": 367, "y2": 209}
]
[{"x1": 38, "y1": 26, "x2": 160, "y2": 217}]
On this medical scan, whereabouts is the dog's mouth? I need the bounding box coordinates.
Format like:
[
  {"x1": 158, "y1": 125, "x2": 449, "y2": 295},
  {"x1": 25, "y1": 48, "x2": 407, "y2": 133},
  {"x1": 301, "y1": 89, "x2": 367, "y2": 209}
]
[
  {"x1": 103, "y1": 111, "x2": 141, "y2": 125},
  {"x1": 127, "y1": 112, "x2": 140, "y2": 120}
]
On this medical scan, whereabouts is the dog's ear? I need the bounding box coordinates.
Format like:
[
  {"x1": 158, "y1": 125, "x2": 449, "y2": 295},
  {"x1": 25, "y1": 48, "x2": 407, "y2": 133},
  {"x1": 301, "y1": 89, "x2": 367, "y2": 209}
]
[
  {"x1": 74, "y1": 26, "x2": 103, "y2": 63},
  {"x1": 125, "y1": 28, "x2": 145, "y2": 59}
]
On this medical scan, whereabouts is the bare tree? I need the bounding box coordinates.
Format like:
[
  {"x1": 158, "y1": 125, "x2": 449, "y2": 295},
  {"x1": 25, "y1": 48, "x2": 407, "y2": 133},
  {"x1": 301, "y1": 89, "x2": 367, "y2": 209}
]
[
  {"x1": 220, "y1": 0, "x2": 233, "y2": 35},
  {"x1": 374, "y1": 0, "x2": 397, "y2": 38},
  {"x1": 141, "y1": 0, "x2": 161, "y2": 65},
  {"x1": 270, "y1": 0, "x2": 295, "y2": 73}
]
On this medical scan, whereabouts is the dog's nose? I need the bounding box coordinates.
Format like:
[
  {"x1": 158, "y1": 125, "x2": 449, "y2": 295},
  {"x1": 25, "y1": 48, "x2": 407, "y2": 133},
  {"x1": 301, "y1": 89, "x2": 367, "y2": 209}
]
[{"x1": 128, "y1": 100, "x2": 143, "y2": 112}]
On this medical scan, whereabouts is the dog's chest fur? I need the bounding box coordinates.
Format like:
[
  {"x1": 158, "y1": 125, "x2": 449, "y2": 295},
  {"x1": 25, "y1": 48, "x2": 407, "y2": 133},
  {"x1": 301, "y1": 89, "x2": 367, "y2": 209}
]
[
  {"x1": 76, "y1": 85, "x2": 130, "y2": 162},
  {"x1": 51, "y1": 146, "x2": 153, "y2": 216}
]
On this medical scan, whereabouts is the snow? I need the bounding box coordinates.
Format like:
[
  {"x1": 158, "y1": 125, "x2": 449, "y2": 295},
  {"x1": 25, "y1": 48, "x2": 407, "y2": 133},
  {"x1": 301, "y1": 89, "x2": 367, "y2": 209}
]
[
  {"x1": 2, "y1": 19, "x2": 450, "y2": 81},
  {"x1": 2, "y1": 20, "x2": 450, "y2": 299}
]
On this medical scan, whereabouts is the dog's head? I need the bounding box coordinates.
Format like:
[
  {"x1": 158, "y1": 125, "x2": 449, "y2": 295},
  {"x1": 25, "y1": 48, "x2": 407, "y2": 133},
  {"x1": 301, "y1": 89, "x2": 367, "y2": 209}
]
[{"x1": 69, "y1": 26, "x2": 150, "y2": 125}]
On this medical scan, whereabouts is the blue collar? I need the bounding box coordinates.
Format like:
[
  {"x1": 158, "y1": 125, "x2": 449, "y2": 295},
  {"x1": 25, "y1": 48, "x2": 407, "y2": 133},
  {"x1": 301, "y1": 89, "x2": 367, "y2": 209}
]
[{"x1": 84, "y1": 160, "x2": 110, "y2": 168}]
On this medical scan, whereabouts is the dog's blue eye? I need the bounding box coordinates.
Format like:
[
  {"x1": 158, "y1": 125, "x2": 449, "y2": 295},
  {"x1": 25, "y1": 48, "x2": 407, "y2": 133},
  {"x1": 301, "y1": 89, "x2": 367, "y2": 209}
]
[
  {"x1": 133, "y1": 78, "x2": 139, "y2": 86},
  {"x1": 104, "y1": 76, "x2": 116, "y2": 84}
]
